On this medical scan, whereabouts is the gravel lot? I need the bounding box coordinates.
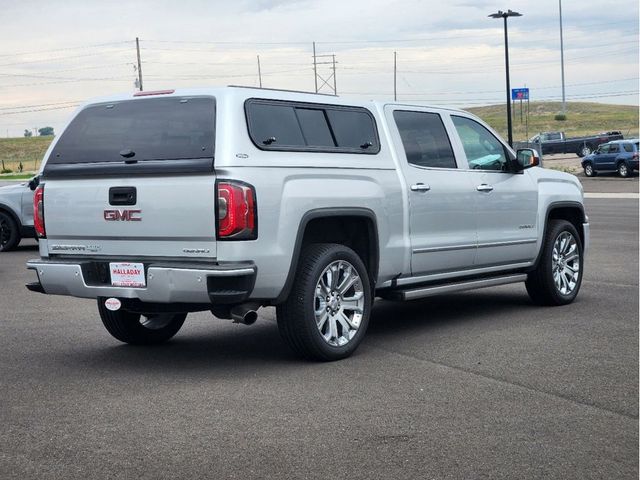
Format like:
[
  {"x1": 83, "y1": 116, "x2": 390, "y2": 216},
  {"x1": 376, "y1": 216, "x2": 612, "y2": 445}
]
[{"x1": 0, "y1": 188, "x2": 637, "y2": 479}]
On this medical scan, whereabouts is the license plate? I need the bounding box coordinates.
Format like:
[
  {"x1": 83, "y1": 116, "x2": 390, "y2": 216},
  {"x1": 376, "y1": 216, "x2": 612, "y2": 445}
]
[{"x1": 109, "y1": 262, "x2": 146, "y2": 288}]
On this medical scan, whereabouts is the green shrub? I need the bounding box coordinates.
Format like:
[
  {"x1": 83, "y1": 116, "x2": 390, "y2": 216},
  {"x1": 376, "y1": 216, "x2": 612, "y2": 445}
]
[
  {"x1": 554, "y1": 113, "x2": 567, "y2": 121},
  {"x1": 1, "y1": 168, "x2": 13, "y2": 174}
]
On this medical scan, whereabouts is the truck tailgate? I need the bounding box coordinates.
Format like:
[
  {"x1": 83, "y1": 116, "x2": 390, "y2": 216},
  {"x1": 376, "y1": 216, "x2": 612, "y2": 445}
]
[{"x1": 43, "y1": 175, "x2": 217, "y2": 258}]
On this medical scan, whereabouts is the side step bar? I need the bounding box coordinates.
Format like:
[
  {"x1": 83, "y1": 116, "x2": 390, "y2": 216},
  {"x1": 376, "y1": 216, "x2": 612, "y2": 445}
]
[{"x1": 388, "y1": 274, "x2": 528, "y2": 301}]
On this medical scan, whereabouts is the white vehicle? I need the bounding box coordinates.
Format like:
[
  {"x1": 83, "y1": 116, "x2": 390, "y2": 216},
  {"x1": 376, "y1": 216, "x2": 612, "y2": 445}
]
[
  {"x1": 27, "y1": 87, "x2": 588, "y2": 360},
  {"x1": 0, "y1": 177, "x2": 38, "y2": 251}
]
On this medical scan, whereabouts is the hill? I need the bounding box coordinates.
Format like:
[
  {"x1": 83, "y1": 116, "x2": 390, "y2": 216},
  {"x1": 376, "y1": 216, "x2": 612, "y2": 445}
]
[
  {"x1": 0, "y1": 101, "x2": 637, "y2": 173},
  {"x1": 467, "y1": 101, "x2": 639, "y2": 142},
  {"x1": 0, "y1": 136, "x2": 52, "y2": 173}
]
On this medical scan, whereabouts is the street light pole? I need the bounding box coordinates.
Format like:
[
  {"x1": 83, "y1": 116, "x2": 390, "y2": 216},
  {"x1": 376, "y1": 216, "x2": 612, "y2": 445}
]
[
  {"x1": 559, "y1": 0, "x2": 566, "y2": 113},
  {"x1": 489, "y1": 9, "x2": 522, "y2": 147}
]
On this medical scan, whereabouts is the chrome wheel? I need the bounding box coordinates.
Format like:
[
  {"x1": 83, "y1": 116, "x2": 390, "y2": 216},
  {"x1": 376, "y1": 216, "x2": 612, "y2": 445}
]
[
  {"x1": 584, "y1": 163, "x2": 594, "y2": 177},
  {"x1": 314, "y1": 260, "x2": 364, "y2": 347},
  {"x1": 618, "y1": 163, "x2": 629, "y2": 177},
  {"x1": 140, "y1": 313, "x2": 175, "y2": 330},
  {"x1": 552, "y1": 231, "x2": 580, "y2": 295}
]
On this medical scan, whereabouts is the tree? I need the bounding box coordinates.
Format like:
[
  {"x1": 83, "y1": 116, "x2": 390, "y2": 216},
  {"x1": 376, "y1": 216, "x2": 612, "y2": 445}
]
[
  {"x1": 38, "y1": 126, "x2": 54, "y2": 136},
  {"x1": 23, "y1": 129, "x2": 32, "y2": 137}
]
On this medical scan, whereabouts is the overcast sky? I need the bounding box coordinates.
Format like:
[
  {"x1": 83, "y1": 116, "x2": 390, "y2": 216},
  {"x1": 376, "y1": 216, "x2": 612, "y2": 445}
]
[{"x1": 0, "y1": 0, "x2": 637, "y2": 137}]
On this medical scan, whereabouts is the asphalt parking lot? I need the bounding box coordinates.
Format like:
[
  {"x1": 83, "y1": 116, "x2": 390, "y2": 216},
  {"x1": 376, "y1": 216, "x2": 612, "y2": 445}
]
[{"x1": 0, "y1": 186, "x2": 638, "y2": 478}]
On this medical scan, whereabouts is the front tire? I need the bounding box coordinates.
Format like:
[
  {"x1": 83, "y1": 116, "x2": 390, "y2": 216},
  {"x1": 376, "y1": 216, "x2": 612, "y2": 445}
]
[
  {"x1": 618, "y1": 162, "x2": 631, "y2": 178},
  {"x1": 583, "y1": 162, "x2": 596, "y2": 177},
  {"x1": 0, "y1": 212, "x2": 20, "y2": 252},
  {"x1": 526, "y1": 220, "x2": 583, "y2": 306},
  {"x1": 98, "y1": 299, "x2": 186, "y2": 345},
  {"x1": 277, "y1": 243, "x2": 372, "y2": 361}
]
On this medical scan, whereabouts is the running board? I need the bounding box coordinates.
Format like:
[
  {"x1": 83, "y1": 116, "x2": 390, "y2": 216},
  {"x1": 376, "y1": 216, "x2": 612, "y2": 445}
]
[{"x1": 388, "y1": 274, "x2": 528, "y2": 301}]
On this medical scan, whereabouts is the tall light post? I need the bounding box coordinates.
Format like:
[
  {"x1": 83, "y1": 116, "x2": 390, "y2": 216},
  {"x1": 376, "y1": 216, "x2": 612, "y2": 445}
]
[
  {"x1": 489, "y1": 9, "x2": 522, "y2": 147},
  {"x1": 559, "y1": 0, "x2": 566, "y2": 113}
]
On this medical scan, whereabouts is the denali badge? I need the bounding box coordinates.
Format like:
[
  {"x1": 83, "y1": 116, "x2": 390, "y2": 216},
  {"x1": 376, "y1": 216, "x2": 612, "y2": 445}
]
[{"x1": 104, "y1": 209, "x2": 142, "y2": 221}]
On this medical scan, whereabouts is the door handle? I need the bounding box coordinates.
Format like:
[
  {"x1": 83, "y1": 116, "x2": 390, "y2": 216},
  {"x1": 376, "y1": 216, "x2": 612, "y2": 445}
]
[
  {"x1": 476, "y1": 184, "x2": 494, "y2": 192},
  {"x1": 410, "y1": 183, "x2": 431, "y2": 192}
]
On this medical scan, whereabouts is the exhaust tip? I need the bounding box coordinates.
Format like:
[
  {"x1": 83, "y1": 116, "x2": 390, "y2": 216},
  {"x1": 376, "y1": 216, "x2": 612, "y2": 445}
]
[
  {"x1": 243, "y1": 310, "x2": 258, "y2": 325},
  {"x1": 230, "y1": 303, "x2": 260, "y2": 325}
]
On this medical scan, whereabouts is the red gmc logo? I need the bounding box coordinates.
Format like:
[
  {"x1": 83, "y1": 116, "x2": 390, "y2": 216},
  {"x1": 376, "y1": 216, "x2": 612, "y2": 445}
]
[{"x1": 104, "y1": 209, "x2": 142, "y2": 221}]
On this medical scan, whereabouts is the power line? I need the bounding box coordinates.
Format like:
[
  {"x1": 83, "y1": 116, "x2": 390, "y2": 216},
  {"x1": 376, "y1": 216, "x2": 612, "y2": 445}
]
[
  {"x1": 0, "y1": 41, "x2": 133, "y2": 59},
  {"x1": 0, "y1": 100, "x2": 83, "y2": 111},
  {"x1": 0, "y1": 104, "x2": 80, "y2": 116},
  {"x1": 0, "y1": 49, "x2": 132, "y2": 67}
]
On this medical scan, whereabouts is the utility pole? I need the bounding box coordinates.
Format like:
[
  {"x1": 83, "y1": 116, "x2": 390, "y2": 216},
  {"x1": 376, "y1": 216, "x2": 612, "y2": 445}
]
[
  {"x1": 332, "y1": 54, "x2": 337, "y2": 95},
  {"x1": 135, "y1": 37, "x2": 143, "y2": 92},
  {"x1": 312, "y1": 46, "x2": 338, "y2": 95},
  {"x1": 312, "y1": 42, "x2": 318, "y2": 93},
  {"x1": 257, "y1": 55, "x2": 263, "y2": 88},
  {"x1": 393, "y1": 51, "x2": 397, "y2": 101},
  {"x1": 559, "y1": 0, "x2": 566, "y2": 113}
]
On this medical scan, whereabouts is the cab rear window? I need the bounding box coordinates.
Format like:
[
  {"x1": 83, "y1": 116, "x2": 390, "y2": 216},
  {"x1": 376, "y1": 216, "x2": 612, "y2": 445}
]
[{"x1": 48, "y1": 96, "x2": 215, "y2": 165}]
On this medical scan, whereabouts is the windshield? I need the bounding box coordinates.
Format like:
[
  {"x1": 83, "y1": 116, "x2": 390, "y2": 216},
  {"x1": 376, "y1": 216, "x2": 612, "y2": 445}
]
[{"x1": 47, "y1": 96, "x2": 215, "y2": 165}]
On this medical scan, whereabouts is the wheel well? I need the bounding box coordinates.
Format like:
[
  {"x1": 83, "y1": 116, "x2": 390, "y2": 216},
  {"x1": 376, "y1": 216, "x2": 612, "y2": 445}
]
[
  {"x1": 548, "y1": 206, "x2": 585, "y2": 246},
  {"x1": 301, "y1": 215, "x2": 379, "y2": 282}
]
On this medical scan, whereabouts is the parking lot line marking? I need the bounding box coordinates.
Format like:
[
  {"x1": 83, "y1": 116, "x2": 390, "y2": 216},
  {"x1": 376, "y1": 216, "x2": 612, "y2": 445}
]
[{"x1": 584, "y1": 193, "x2": 639, "y2": 199}]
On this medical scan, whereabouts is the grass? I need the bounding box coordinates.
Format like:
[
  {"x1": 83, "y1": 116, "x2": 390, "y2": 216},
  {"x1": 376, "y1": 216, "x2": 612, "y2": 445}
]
[
  {"x1": 467, "y1": 101, "x2": 639, "y2": 142},
  {"x1": 0, "y1": 173, "x2": 35, "y2": 180},
  {"x1": 0, "y1": 136, "x2": 52, "y2": 173},
  {"x1": 0, "y1": 101, "x2": 637, "y2": 171}
]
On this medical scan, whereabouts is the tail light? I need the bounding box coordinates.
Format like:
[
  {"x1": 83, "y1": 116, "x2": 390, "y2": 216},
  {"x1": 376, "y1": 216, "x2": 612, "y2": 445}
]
[
  {"x1": 217, "y1": 181, "x2": 257, "y2": 240},
  {"x1": 34, "y1": 184, "x2": 46, "y2": 238},
  {"x1": 633, "y1": 153, "x2": 639, "y2": 160}
]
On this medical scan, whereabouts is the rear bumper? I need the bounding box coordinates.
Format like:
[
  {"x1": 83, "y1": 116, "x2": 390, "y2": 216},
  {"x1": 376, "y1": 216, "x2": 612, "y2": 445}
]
[{"x1": 26, "y1": 258, "x2": 256, "y2": 305}]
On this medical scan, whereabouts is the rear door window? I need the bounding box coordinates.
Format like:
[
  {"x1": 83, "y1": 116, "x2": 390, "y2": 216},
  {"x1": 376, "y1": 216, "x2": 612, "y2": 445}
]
[
  {"x1": 393, "y1": 111, "x2": 456, "y2": 169},
  {"x1": 48, "y1": 96, "x2": 215, "y2": 165},
  {"x1": 609, "y1": 144, "x2": 620, "y2": 153}
]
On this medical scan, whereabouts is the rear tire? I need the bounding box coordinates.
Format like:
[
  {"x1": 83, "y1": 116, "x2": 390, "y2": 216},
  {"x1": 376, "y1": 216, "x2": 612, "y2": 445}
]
[
  {"x1": 526, "y1": 220, "x2": 583, "y2": 306},
  {"x1": 0, "y1": 211, "x2": 20, "y2": 252},
  {"x1": 577, "y1": 145, "x2": 592, "y2": 157},
  {"x1": 583, "y1": 162, "x2": 596, "y2": 177},
  {"x1": 276, "y1": 243, "x2": 372, "y2": 361},
  {"x1": 97, "y1": 299, "x2": 186, "y2": 345},
  {"x1": 618, "y1": 162, "x2": 631, "y2": 178}
]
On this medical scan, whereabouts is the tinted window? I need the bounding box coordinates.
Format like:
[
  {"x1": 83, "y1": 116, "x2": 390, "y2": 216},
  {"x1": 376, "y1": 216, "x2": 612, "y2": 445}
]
[
  {"x1": 326, "y1": 110, "x2": 377, "y2": 149},
  {"x1": 623, "y1": 143, "x2": 634, "y2": 152},
  {"x1": 609, "y1": 144, "x2": 620, "y2": 153},
  {"x1": 246, "y1": 100, "x2": 379, "y2": 153},
  {"x1": 247, "y1": 103, "x2": 305, "y2": 147},
  {"x1": 295, "y1": 108, "x2": 334, "y2": 147},
  {"x1": 393, "y1": 111, "x2": 456, "y2": 169},
  {"x1": 452, "y1": 116, "x2": 509, "y2": 171},
  {"x1": 49, "y1": 96, "x2": 215, "y2": 164}
]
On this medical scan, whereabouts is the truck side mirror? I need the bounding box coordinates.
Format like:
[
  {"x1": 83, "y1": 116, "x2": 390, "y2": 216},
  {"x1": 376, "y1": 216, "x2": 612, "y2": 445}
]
[
  {"x1": 515, "y1": 148, "x2": 540, "y2": 171},
  {"x1": 28, "y1": 176, "x2": 39, "y2": 191}
]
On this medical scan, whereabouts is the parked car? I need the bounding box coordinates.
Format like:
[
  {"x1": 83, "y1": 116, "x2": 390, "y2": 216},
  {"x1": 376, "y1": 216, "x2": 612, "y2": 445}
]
[
  {"x1": 530, "y1": 130, "x2": 624, "y2": 157},
  {"x1": 26, "y1": 87, "x2": 588, "y2": 361},
  {"x1": 0, "y1": 176, "x2": 38, "y2": 251},
  {"x1": 581, "y1": 139, "x2": 639, "y2": 177}
]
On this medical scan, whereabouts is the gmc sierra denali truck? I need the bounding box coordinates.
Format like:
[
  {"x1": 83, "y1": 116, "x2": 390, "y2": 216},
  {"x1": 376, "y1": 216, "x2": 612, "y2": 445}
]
[{"x1": 26, "y1": 87, "x2": 589, "y2": 361}]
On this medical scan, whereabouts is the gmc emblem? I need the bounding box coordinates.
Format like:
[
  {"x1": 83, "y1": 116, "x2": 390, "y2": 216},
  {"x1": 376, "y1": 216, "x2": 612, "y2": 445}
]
[{"x1": 104, "y1": 209, "x2": 142, "y2": 221}]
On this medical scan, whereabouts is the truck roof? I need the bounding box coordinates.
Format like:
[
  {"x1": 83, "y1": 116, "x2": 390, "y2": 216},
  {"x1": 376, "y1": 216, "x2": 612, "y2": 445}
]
[{"x1": 79, "y1": 85, "x2": 468, "y2": 114}]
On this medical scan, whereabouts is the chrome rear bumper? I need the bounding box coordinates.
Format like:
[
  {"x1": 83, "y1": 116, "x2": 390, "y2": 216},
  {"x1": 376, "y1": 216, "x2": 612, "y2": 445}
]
[{"x1": 26, "y1": 259, "x2": 256, "y2": 304}]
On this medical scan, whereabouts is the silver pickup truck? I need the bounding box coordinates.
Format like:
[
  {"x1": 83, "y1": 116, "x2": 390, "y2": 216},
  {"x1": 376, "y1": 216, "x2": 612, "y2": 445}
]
[{"x1": 26, "y1": 86, "x2": 588, "y2": 360}]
